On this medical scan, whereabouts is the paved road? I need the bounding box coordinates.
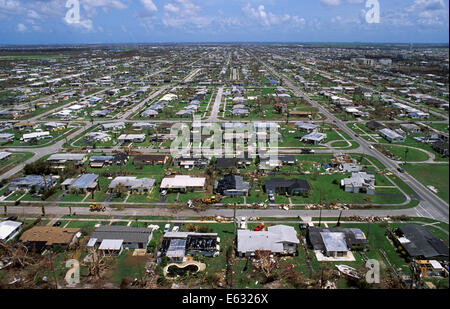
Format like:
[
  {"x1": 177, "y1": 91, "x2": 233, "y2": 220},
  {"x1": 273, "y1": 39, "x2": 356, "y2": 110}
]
[
  {"x1": 252, "y1": 52, "x2": 449, "y2": 222},
  {"x1": 1, "y1": 204, "x2": 423, "y2": 220},
  {"x1": 208, "y1": 86, "x2": 224, "y2": 122}
]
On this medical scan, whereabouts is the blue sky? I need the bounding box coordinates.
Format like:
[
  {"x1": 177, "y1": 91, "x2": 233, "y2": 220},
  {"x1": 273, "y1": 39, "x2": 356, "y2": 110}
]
[{"x1": 0, "y1": 0, "x2": 448, "y2": 44}]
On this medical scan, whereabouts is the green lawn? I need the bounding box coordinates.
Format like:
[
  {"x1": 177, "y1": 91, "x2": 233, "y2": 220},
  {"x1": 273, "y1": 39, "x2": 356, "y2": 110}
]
[
  {"x1": 403, "y1": 164, "x2": 449, "y2": 204},
  {"x1": 383, "y1": 145, "x2": 430, "y2": 162}
]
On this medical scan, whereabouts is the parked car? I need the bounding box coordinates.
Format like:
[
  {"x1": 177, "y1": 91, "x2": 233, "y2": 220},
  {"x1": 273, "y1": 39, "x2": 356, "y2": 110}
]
[
  {"x1": 53, "y1": 221, "x2": 61, "y2": 227},
  {"x1": 164, "y1": 224, "x2": 171, "y2": 233},
  {"x1": 397, "y1": 167, "x2": 405, "y2": 173},
  {"x1": 254, "y1": 224, "x2": 265, "y2": 231},
  {"x1": 172, "y1": 226, "x2": 179, "y2": 232}
]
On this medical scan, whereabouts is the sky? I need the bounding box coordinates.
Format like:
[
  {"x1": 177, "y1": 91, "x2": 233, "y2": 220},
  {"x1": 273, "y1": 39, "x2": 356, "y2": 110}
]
[{"x1": 0, "y1": 0, "x2": 448, "y2": 44}]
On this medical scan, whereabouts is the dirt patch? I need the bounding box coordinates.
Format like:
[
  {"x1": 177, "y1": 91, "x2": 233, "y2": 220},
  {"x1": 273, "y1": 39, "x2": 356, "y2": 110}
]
[{"x1": 124, "y1": 254, "x2": 149, "y2": 268}]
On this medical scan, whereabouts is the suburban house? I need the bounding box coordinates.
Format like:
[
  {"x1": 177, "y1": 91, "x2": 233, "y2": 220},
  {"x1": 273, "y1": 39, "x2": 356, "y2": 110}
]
[
  {"x1": 101, "y1": 122, "x2": 126, "y2": 131},
  {"x1": 0, "y1": 151, "x2": 11, "y2": 161},
  {"x1": 132, "y1": 122, "x2": 156, "y2": 131},
  {"x1": 215, "y1": 156, "x2": 253, "y2": 169},
  {"x1": 160, "y1": 175, "x2": 206, "y2": 192},
  {"x1": 0, "y1": 133, "x2": 14, "y2": 143},
  {"x1": 118, "y1": 134, "x2": 146, "y2": 144},
  {"x1": 47, "y1": 153, "x2": 87, "y2": 168},
  {"x1": 62, "y1": 174, "x2": 99, "y2": 193},
  {"x1": 133, "y1": 154, "x2": 168, "y2": 166},
  {"x1": 301, "y1": 132, "x2": 327, "y2": 145},
  {"x1": 366, "y1": 120, "x2": 386, "y2": 131},
  {"x1": 341, "y1": 172, "x2": 376, "y2": 195},
  {"x1": 85, "y1": 132, "x2": 111, "y2": 143},
  {"x1": 21, "y1": 131, "x2": 51, "y2": 143},
  {"x1": 308, "y1": 227, "x2": 368, "y2": 258},
  {"x1": 159, "y1": 232, "x2": 220, "y2": 262},
  {"x1": 20, "y1": 226, "x2": 80, "y2": 253},
  {"x1": 89, "y1": 155, "x2": 114, "y2": 168},
  {"x1": 260, "y1": 155, "x2": 297, "y2": 169},
  {"x1": 433, "y1": 140, "x2": 449, "y2": 157},
  {"x1": 237, "y1": 225, "x2": 299, "y2": 257},
  {"x1": 44, "y1": 122, "x2": 67, "y2": 131},
  {"x1": 112, "y1": 153, "x2": 129, "y2": 165},
  {"x1": 88, "y1": 225, "x2": 153, "y2": 252},
  {"x1": 8, "y1": 175, "x2": 58, "y2": 192},
  {"x1": 295, "y1": 122, "x2": 319, "y2": 133},
  {"x1": 379, "y1": 128, "x2": 405, "y2": 143},
  {"x1": 391, "y1": 224, "x2": 449, "y2": 261},
  {"x1": 400, "y1": 123, "x2": 421, "y2": 134},
  {"x1": 214, "y1": 174, "x2": 250, "y2": 197},
  {"x1": 0, "y1": 221, "x2": 23, "y2": 243},
  {"x1": 264, "y1": 178, "x2": 311, "y2": 196},
  {"x1": 173, "y1": 156, "x2": 210, "y2": 169},
  {"x1": 108, "y1": 177, "x2": 155, "y2": 195}
]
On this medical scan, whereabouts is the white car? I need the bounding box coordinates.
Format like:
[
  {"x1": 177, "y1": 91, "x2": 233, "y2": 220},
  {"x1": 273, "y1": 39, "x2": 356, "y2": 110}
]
[
  {"x1": 161, "y1": 190, "x2": 168, "y2": 196},
  {"x1": 172, "y1": 226, "x2": 179, "y2": 232},
  {"x1": 164, "y1": 224, "x2": 171, "y2": 233}
]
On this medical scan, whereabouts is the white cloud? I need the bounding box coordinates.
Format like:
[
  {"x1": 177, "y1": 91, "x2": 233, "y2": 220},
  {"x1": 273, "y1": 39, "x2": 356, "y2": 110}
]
[
  {"x1": 140, "y1": 0, "x2": 157, "y2": 12},
  {"x1": 16, "y1": 22, "x2": 26, "y2": 32},
  {"x1": 242, "y1": 4, "x2": 291, "y2": 27},
  {"x1": 320, "y1": 0, "x2": 342, "y2": 6},
  {"x1": 164, "y1": 3, "x2": 180, "y2": 14}
]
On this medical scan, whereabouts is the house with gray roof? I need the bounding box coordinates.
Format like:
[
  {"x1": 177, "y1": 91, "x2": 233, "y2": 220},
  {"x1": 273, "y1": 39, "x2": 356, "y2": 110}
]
[
  {"x1": 47, "y1": 153, "x2": 87, "y2": 167},
  {"x1": 8, "y1": 175, "x2": 57, "y2": 192},
  {"x1": 62, "y1": 174, "x2": 99, "y2": 193},
  {"x1": 101, "y1": 122, "x2": 125, "y2": 131},
  {"x1": 308, "y1": 226, "x2": 368, "y2": 258},
  {"x1": 88, "y1": 225, "x2": 153, "y2": 250},
  {"x1": 379, "y1": 128, "x2": 405, "y2": 143},
  {"x1": 295, "y1": 121, "x2": 319, "y2": 133},
  {"x1": 301, "y1": 132, "x2": 327, "y2": 145},
  {"x1": 214, "y1": 174, "x2": 250, "y2": 196},
  {"x1": 108, "y1": 177, "x2": 155, "y2": 195},
  {"x1": 237, "y1": 225, "x2": 299, "y2": 257},
  {"x1": 341, "y1": 172, "x2": 375, "y2": 194}
]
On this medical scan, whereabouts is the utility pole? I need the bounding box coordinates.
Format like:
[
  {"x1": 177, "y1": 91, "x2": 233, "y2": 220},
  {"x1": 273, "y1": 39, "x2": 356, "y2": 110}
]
[
  {"x1": 318, "y1": 208, "x2": 322, "y2": 227},
  {"x1": 233, "y1": 203, "x2": 237, "y2": 235},
  {"x1": 337, "y1": 210, "x2": 342, "y2": 227},
  {"x1": 404, "y1": 148, "x2": 409, "y2": 165}
]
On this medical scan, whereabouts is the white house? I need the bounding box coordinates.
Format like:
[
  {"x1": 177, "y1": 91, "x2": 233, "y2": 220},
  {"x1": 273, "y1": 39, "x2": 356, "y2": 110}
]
[{"x1": 0, "y1": 221, "x2": 23, "y2": 242}]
